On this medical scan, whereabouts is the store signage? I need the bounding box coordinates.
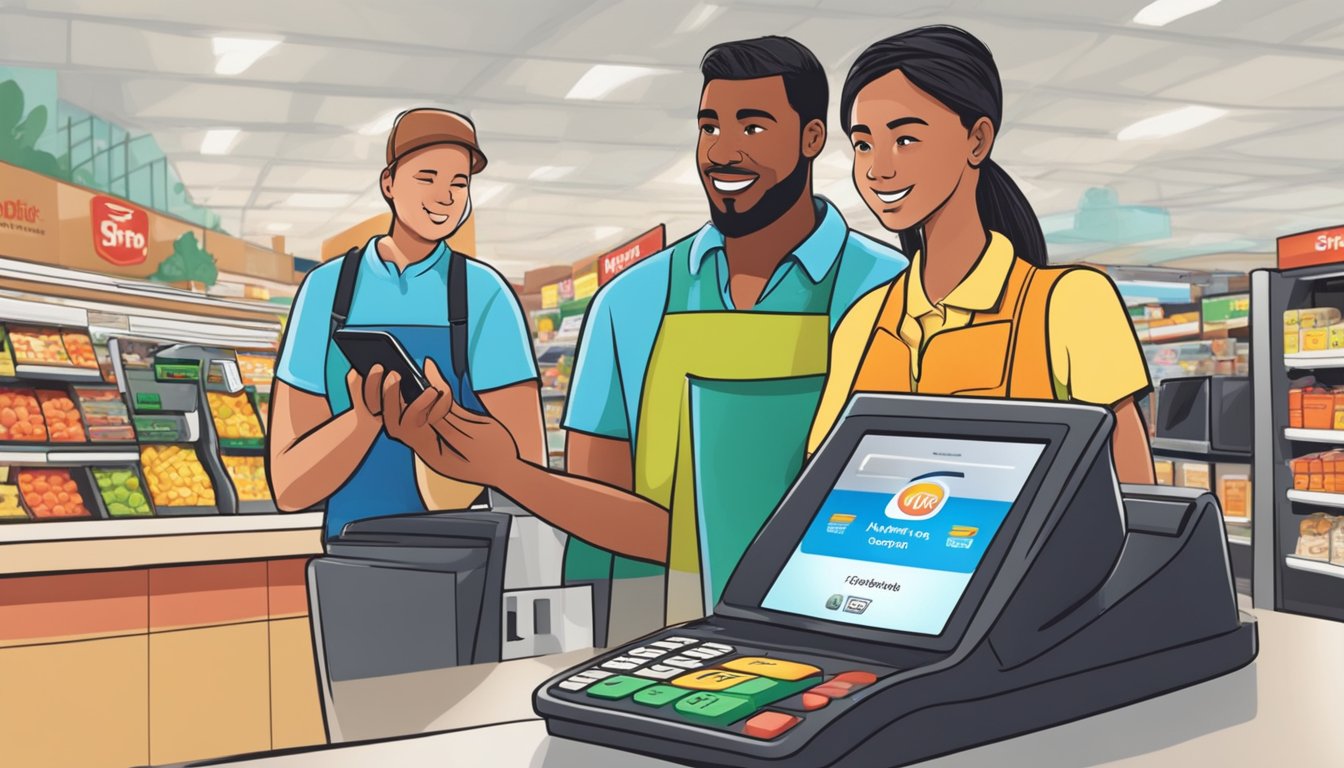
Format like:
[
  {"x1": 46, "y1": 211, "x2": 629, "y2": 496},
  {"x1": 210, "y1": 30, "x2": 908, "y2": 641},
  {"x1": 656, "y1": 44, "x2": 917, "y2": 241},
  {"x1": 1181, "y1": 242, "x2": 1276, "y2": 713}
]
[
  {"x1": 558, "y1": 277, "x2": 575, "y2": 303},
  {"x1": 598, "y1": 225, "x2": 666, "y2": 285},
  {"x1": 0, "y1": 197, "x2": 44, "y2": 235},
  {"x1": 1279, "y1": 225, "x2": 1344, "y2": 270},
  {"x1": 541, "y1": 283, "x2": 559, "y2": 309},
  {"x1": 90, "y1": 195, "x2": 150, "y2": 266},
  {"x1": 574, "y1": 271, "x2": 599, "y2": 300}
]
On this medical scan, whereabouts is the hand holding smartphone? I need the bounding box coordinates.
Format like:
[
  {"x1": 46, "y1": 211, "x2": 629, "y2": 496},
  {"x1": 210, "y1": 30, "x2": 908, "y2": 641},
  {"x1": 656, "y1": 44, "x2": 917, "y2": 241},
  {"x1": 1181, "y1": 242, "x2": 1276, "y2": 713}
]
[{"x1": 333, "y1": 329, "x2": 430, "y2": 403}]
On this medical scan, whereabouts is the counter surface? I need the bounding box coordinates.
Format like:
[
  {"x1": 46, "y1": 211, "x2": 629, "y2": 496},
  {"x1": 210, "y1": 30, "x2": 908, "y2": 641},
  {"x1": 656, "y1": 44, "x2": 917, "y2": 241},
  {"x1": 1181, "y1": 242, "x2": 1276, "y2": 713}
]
[{"x1": 189, "y1": 605, "x2": 1340, "y2": 767}]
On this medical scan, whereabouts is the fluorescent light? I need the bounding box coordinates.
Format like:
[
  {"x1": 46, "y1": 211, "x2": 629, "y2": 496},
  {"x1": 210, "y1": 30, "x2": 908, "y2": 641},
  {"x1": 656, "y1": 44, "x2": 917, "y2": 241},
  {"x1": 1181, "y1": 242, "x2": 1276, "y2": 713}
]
[
  {"x1": 265, "y1": 223, "x2": 292, "y2": 233},
  {"x1": 528, "y1": 165, "x2": 575, "y2": 182},
  {"x1": 1117, "y1": 105, "x2": 1228, "y2": 141},
  {"x1": 211, "y1": 36, "x2": 281, "y2": 75},
  {"x1": 358, "y1": 109, "x2": 403, "y2": 136},
  {"x1": 676, "y1": 3, "x2": 723, "y2": 33},
  {"x1": 1132, "y1": 0, "x2": 1223, "y2": 27},
  {"x1": 566, "y1": 64, "x2": 667, "y2": 101},
  {"x1": 470, "y1": 180, "x2": 510, "y2": 206},
  {"x1": 284, "y1": 193, "x2": 355, "y2": 209},
  {"x1": 200, "y1": 128, "x2": 240, "y2": 155}
]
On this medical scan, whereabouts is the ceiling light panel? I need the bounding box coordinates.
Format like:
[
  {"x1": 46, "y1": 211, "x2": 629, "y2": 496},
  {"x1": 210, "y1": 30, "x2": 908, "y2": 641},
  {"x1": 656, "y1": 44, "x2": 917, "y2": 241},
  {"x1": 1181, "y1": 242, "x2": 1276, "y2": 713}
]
[
  {"x1": 200, "y1": 129, "x2": 241, "y2": 155},
  {"x1": 212, "y1": 36, "x2": 281, "y2": 75},
  {"x1": 1117, "y1": 105, "x2": 1229, "y2": 140}
]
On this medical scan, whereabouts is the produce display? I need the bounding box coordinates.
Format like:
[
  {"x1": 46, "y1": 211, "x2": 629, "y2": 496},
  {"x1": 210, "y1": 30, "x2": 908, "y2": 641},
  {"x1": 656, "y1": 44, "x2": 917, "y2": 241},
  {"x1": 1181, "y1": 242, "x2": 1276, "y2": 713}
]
[
  {"x1": 7, "y1": 326, "x2": 72, "y2": 366},
  {"x1": 36, "y1": 389, "x2": 87, "y2": 443},
  {"x1": 140, "y1": 445, "x2": 215, "y2": 508},
  {"x1": 207, "y1": 391, "x2": 264, "y2": 440},
  {"x1": 0, "y1": 387, "x2": 47, "y2": 442},
  {"x1": 61, "y1": 330, "x2": 99, "y2": 369},
  {"x1": 91, "y1": 467, "x2": 153, "y2": 517},
  {"x1": 0, "y1": 482, "x2": 27, "y2": 520},
  {"x1": 0, "y1": 330, "x2": 15, "y2": 377},
  {"x1": 17, "y1": 468, "x2": 93, "y2": 519},
  {"x1": 73, "y1": 387, "x2": 136, "y2": 442},
  {"x1": 237, "y1": 353, "x2": 275, "y2": 389},
  {"x1": 222, "y1": 455, "x2": 270, "y2": 502}
]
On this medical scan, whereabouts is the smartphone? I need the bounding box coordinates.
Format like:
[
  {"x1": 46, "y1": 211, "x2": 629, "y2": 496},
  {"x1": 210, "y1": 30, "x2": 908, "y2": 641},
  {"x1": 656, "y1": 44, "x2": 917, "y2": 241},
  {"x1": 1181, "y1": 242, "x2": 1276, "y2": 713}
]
[{"x1": 333, "y1": 329, "x2": 429, "y2": 402}]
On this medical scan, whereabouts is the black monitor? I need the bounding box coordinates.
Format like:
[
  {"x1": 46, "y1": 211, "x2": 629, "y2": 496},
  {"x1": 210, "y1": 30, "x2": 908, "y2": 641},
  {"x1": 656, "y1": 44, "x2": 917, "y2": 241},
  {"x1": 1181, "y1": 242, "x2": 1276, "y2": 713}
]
[{"x1": 717, "y1": 394, "x2": 1121, "y2": 657}]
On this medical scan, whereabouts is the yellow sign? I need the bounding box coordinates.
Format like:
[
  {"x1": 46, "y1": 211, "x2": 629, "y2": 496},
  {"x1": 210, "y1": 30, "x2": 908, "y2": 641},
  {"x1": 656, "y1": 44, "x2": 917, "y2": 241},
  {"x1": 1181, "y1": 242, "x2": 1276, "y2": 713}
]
[
  {"x1": 574, "y1": 271, "x2": 599, "y2": 300},
  {"x1": 541, "y1": 283, "x2": 559, "y2": 309}
]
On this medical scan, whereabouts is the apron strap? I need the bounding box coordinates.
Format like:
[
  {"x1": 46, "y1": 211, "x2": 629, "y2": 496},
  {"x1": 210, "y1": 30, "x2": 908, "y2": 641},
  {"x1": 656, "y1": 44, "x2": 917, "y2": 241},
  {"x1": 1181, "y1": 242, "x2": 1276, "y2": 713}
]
[
  {"x1": 448, "y1": 249, "x2": 469, "y2": 381},
  {"x1": 329, "y1": 246, "x2": 363, "y2": 336}
]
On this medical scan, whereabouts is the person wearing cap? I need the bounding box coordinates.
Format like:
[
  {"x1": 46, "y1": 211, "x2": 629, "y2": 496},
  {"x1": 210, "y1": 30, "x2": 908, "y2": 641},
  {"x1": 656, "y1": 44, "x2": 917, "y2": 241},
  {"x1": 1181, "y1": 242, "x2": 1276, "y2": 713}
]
[{"x1": 268, "y1": 108, "x2": 544, "y2": 539}]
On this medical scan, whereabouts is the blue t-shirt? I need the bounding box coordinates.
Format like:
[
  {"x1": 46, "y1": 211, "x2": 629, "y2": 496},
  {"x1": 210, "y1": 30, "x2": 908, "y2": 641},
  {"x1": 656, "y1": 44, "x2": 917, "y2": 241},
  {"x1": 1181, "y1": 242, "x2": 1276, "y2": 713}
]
[
  {"x1": 563, "y1": 198, "x2": 907, "y2": 448},
  {"x1": 276, "y1": 237, "x2": 538, "y2": 402}
]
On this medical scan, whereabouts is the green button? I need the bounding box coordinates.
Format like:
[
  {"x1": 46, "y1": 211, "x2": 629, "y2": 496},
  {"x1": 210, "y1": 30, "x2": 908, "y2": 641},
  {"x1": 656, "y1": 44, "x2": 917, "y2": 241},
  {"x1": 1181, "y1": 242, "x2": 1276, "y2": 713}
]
[
  {"x1": 724, "y1": 676, "x2": 817, "y2": 709},
  {"x1": 587, "y1": 675, "x2": 656, "y2": 700},
  {"x1": 674, "y1": 691, "x2": 755, "y2": 726},
  {"x1": 634, "y1": 685, "x2": 690, "y2": 707}
]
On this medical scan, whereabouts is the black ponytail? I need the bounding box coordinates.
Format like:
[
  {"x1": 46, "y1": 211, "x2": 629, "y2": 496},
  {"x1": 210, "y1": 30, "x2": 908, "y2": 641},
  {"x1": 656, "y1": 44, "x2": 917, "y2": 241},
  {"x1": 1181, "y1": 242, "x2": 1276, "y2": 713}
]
[{"x1": 839, "y1": 26, "x2": 1048, "y2": 267}]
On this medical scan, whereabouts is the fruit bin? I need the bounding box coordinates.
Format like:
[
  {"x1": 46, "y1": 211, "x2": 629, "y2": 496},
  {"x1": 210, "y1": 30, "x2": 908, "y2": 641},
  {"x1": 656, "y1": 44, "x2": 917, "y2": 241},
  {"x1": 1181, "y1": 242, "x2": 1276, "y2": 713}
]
[
  {"x1": 206, "y1": 390, "x2": 266, "y2": 447},
  {"x1": 221, "y1": 453, "x2": 275, "y2": 513},
  {"x1": 0, "y1": 387, "x2": 49, "y2": 444},
  {"x1": 14, "y1": 466, "x2": 101, "y2": 521},
  {"x1": 6, "y1": 326, "x2": 72, "y2": 366},
  {"x1": 72, "y1": 386, "x2": 137, "y2": 443},
  {"x1": 138, "y1": 444, "x2": 219, "y2": 516},
  {"x1": 0, "y1": 469, "x2": 31, "y2": 522},
  {"x1": 36, "y1": 388, "x2": 88, "y2": 443},
  {"x1": 89, "y1": 465, "x2": 155, "y2": 518}
]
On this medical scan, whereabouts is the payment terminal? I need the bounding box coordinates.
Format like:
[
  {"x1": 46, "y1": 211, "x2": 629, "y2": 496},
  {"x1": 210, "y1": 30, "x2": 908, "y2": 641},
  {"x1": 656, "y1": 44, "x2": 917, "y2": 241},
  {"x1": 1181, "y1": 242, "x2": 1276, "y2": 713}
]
[{"x1": 534, "y1": 395, "x2": 1257, "y2": 767}]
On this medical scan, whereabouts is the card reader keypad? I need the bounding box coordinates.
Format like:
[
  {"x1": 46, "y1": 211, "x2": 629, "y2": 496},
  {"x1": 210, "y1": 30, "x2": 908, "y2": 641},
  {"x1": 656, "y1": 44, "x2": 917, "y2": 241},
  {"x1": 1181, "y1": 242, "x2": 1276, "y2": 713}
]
[{"x1": 550, "y1": 635, "x2": 889, "y2": 740}]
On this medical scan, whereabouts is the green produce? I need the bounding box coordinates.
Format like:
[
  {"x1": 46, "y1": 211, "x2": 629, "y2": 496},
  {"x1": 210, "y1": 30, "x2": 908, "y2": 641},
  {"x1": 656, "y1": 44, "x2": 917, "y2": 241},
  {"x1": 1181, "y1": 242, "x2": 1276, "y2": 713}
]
[{"x1": 92, "y1": 467, "x2": 153, "y2": 517}]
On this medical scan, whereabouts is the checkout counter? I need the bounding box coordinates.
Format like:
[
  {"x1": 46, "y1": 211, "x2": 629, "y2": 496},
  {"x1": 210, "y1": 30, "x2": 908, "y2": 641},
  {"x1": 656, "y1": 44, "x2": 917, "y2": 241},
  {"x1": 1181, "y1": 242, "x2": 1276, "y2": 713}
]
[{"x1": 179, "y1": 396, "x2": 1340, "y2": 768}]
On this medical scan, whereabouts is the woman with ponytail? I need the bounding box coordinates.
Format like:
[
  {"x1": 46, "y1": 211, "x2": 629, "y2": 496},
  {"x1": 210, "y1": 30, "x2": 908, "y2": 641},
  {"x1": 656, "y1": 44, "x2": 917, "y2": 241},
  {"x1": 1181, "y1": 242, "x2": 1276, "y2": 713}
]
[{"x1": 808, "y1": 25, "x2": 1155, "y2": 482}]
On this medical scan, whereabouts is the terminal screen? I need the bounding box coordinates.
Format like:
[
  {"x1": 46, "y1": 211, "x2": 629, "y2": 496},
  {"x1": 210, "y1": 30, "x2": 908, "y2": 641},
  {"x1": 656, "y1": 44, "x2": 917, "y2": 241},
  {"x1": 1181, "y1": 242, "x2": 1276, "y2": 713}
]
[{"x1": 761, "y1": 434, "x2": 1046, "y2": 636}]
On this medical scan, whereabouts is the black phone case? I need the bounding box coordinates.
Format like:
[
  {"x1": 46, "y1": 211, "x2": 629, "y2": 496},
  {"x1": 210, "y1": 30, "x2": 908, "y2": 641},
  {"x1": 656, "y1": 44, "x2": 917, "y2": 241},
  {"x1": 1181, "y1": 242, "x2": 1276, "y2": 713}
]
[{"x1": 333, "y1": 330, "x2": 428, "y2": 402}]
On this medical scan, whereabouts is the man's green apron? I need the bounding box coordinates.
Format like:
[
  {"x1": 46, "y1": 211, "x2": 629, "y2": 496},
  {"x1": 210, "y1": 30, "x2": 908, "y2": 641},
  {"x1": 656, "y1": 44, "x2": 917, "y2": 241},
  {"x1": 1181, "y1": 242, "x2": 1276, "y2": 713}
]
[{"x1": 564, "y1": 237, "x2": 838, "y2": 645}]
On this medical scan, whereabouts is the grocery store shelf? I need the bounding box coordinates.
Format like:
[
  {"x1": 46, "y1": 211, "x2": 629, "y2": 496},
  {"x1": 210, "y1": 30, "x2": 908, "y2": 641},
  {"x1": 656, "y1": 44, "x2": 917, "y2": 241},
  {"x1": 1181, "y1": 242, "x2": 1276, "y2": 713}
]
[
  {"x1": 1286, "y1": 351, "x2": 1344, "y2": 370},
  {"x1": 0, "y1": 511, "x2": 323, "y2": 575},
  {"x1": 1148, "y1": 437, "x2": 1251, "y2": 463},
  {"x1": 541, "y1": 388, "x2": 568, "y2": 400},
  {"x1": 0, "y1": 445, "x2": 141, "y2": 465},
  {"x1": 1284, "y1": 556, "x2": 1344, "y2": 580},
  {"x1": 1222, "y1": 515, "x2": 1252, "y2": 525},
  {"x1": 1286, "y1": 490, "x2": 1344, "y2": 509},
  {"x1": 11, "y1": 364, "x2": 106, "y2": 382},
  {"x1": 1227, "y1": 534, "x2": 1252, "y2": 547},
  {"x1": 1284, "y1": 428, "x2": 1344, "y2": 444}
]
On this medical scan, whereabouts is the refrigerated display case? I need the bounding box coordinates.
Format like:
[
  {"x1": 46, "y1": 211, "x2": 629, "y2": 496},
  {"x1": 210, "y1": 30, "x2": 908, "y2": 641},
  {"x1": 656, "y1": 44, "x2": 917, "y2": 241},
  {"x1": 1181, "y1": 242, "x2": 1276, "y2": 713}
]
[{"x1": 1252, "y1": 262, "x2": 1344, "y2": 621}]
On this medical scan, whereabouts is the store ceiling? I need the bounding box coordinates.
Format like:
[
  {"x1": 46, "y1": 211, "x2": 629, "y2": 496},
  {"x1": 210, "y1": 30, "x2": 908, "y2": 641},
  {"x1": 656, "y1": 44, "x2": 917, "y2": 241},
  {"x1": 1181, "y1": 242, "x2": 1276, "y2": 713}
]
[{"x1": 2, "y1": 0, "x2": 1343, "y2": 278}]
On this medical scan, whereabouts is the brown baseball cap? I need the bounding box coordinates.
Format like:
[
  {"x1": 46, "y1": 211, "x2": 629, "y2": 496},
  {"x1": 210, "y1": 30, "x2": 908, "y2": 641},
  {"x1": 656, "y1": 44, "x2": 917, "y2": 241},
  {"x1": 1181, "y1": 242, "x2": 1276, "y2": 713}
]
[{"x1": 385, "y1": 108, "x2": 487, "y2": 174}]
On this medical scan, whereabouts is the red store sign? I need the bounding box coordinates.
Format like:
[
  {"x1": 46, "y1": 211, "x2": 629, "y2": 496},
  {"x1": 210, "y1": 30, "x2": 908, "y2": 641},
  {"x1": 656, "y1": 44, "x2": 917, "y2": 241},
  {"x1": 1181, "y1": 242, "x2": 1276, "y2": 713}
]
[
  {"x1": 598, "y1": 225, "x2": 666, "y2": 285},
  {"x1": 90, "y1": 195, "x2": 149, "y2": 266},
  {"x1": 1279, "y1": 225, "x2": 1344, "y2": 271}
]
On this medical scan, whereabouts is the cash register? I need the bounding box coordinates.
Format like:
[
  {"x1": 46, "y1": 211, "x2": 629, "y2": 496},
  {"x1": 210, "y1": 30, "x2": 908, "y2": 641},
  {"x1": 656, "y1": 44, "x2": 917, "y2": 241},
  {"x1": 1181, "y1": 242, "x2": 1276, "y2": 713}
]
[{"x1": 534, "y1": 395, "x2": 1257, "y2": 767}]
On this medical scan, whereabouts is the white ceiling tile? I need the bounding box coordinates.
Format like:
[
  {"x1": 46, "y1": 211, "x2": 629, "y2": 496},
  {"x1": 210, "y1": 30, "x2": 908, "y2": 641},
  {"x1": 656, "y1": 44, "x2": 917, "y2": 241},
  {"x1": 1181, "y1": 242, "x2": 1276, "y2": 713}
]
[
  {"x1": 0, "y1": 13, "x2": 71, "y2": 65},
  {"x1": 121, "y1": 79, "x2": 293, "y2": 122},
  {"x1": 169, "y1": 160, "x2": 263, "y2": 188},
  {"x1": 262, "y1": 164, "x2": 379, "y2": 191},
  {"x1": 1160, "y1": 54, "x2": 1344, "y2": 107},
  {"x1": 69, "y1": 21, "x2": 215, "y2": 75}
]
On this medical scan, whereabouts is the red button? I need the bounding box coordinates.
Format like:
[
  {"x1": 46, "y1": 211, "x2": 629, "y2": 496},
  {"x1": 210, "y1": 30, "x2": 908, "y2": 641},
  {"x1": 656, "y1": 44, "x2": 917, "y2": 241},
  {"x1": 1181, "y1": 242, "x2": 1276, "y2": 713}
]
[
  {"x1": 808, "y1": 684, "x2": 851, "y2": 699},
  {"x1": 800, "y1": 692, "x2": 830, "y2": 711},
  {"x1": 743, "y1": 711, "x2": 802, "y2": 739},
  {"x1": 832, "y1": 671, "x2": 877, "y2": 686}
]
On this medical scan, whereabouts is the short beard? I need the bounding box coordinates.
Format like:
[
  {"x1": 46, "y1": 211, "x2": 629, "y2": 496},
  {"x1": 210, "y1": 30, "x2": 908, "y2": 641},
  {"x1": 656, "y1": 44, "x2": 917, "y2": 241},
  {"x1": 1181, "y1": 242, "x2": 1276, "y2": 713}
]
[{"x1": 708, "y1": 156, "x2": 811, "y2": 238}]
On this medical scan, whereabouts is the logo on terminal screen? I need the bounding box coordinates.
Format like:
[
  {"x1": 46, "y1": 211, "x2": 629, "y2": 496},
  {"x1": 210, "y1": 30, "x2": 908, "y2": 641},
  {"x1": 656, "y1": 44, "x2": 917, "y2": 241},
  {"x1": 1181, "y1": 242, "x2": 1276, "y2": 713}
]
[{"x1": 886, "y1": 480, "x2": 949, "y2": 521}]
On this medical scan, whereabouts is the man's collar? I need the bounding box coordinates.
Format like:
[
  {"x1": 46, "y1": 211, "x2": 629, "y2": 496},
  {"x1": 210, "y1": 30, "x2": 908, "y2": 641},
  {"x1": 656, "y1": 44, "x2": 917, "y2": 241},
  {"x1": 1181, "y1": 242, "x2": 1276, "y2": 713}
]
[
  {"x1": 365, "y1": 236, "x2": 449, "y2": 278},
  {"x1": 687, "y1": 197, "x2": 848, "y2": 283}
]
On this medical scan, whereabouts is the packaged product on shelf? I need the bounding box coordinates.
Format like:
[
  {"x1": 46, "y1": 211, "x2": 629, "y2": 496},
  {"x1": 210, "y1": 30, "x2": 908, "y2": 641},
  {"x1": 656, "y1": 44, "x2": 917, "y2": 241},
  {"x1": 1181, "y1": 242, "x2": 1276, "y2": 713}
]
[
  {"x1": 1218, "y1": 475, "x2": 1251, "y2": 519},
  {"x1": 1309, "y1": 453, "x2": 1327, "y2": 491},
  {"x1": 72, "y1": 387, "x2": 137, "y2": 442},
  {"x1": 1292, "y1": 455, "x2": 1312, "y2": 490},
  {"x1": 1302, "y1": 387, "x2": 1336, "y2": 430},
  {"x1": 140, "y1": 445, "x2": 216, "y2": 508},
  {"x1": 1297, "y1": 307, "x2": 1342, "y2": 329},
  {"x1": 0, "y1": 479, "x2": 28, "y2": 521},
  {"x1": 1289, "y1": 386, "x2": 1304, "y2": 428},
  {"x1": 60, "y1": 330, "x2": 99, "y2": 369},
  {"x1": 236, "y1": 353, "x2": 275, "y2": 389},
  {"x1": 206, "y1": 391, "x2": 264, "y2": 440},
  {"x1": 1300, "y1": 327, "x2": 1329, "y2": 352},
  {"x1": 1296, "y1": 513, "x2": 1333, "y2": 561},
  {"x1": 17, "y1": 468, "x2": 93, "y2": 519},
  {"x1": 1285, "y1": 331, "x2": 1299, "y2": 355},
  {"x1": 1323, "y1": 451, "x2": 1344, "y2": 492},
  {"x1": 1332, "y1": 517, "x2": 1344, "y2": 566},
  {"x1": 0, "y1": 387, "x2": 47, "y2": 442},
  {"x1": 1154, "y1": 459, "x2": 1174, "y2": 486},
  {"x1": 1180, "y1": 462, "x2": 1211, "y2": 491},
  {"x1": 6, "y1": 326, "x2": 71, "y2": 366},
  {"x1": 91, "y1": 467, "x2": 153, "y2": 517},
  {"x1": 221, "y1": 455, "x2": 270, "y2": 502},
  {"x1": 1283, "y1": 309, "x2": 1300, "y2": 330},
  {"x1": 0, "y1": 329, "x2": 15, "y2": 377},
  {"x1": 35, "y1": 389, "x2": 86, "y2": 443}
]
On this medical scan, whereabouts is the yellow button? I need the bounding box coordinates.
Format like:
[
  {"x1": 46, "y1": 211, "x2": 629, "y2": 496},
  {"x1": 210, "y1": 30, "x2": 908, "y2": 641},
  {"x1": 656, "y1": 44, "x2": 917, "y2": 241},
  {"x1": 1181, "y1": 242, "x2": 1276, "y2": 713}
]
[
  {"x1": 671, "y1": 669, "x2": 758, "y2": 691},
  {"x1": 720, "y1": 657, "x2": 820, "y2": 681}
]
